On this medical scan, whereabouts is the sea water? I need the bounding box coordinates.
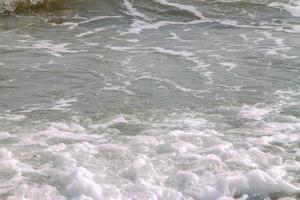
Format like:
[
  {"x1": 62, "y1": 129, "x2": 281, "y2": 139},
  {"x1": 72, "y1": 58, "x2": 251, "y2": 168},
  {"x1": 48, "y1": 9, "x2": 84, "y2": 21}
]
[{"x1": 0, "y1": 0, "x2": 299, "y2": 199}]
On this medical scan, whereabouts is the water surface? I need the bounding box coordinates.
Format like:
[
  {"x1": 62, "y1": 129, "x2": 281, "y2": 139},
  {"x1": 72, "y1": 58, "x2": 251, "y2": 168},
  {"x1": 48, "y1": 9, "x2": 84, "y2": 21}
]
[{"x1": 0, "y1": 0, "x2": 300, "y2": 199}]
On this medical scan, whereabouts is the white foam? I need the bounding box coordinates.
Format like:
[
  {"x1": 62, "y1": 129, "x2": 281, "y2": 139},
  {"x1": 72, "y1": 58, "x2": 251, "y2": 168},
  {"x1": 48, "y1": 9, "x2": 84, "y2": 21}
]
[
  {"x1": 21, "y1": 98, "x2": 77, "y2": 113},
  {"x1": 126, "y1": 38, "x2": 139, "y2": 43},
  {"x1": 290, "y1": 24, "x2": 300, "y2": 33},
  {"x1": 0, "y1": 149, "x2": 21, "y2": 180},
  {"x1": 79, "y1": 16, "x2": 122, "y2": 25},
  {"x1": 76, "y1": 27, "x2": 106, "y2": 38},
  {"x1": 58, "y1": 16, "x2": 122, "y2": 30},
  {"x1": 98, "y1": 80, "x2": 135, "y2": 96},
  {"x1": 0, "y1": 113, "x2": 26, "y2": 121},
  {"x1": 0, "y1": 132, "x2": 11, "y2": 140},
  {"x1": 107, "y1": 45, "x2": 210, "y2": 82},
  {"x1": 63, "y1": 167, "x2": 102, "y2": 199},
  {"x1": 182, "y1": 169, "x2": 299, "y2": 199},
  {"x1": 125, "y1": 19, "x2": 205, "y2": 34},
  {"x1": 269, "y1": 0, "x2": 300, "y2": 17},
  {"x1": 152, "y1": 0, "x2": 204, "y2": 19},
  {"x1": 245, "y1": 169, "x2": 299, "y2": 195},
  {"x1": 122, "y1": 0, "x2": 152, "y2": 21},
  {"x1": 121, "y1": 155, "x2": 155, "y2": 183},
  {"x1": 1, "y1": 110, "x2": 300, "y2": 199},
  {"x1": 15, "y1": 40, "x2": 80, "y2": 57},
  {"x1": 135, "y1": 75, "x2": 204, "y2": 94},
  {"x1": 51, "y1": 98, "x2": 78, "y2": 111},
  {"x1": 263, "y1": 32, "x2": 285, "y2": 47},
  {"x1": 32, "y1": 41, "x2": 79, "y2": 57},
  {"x1": 239, "y1": 104, "x2": 272, "y2": 120},
  {"x1": 166, "y1": 31, "x2": 191, "y2": 42},
  {"x1": 149, "y1": 46, "x2": 194, "y2": 57},
  {"x1": 220, "y1": 62, "x2": 237, "y2": 71},
  {"x1": 278, "y1": 24, "x2": 300, "y2": 34},
  {"x1": 7, "y1": 185, "x2": 28, "y2": 200}
]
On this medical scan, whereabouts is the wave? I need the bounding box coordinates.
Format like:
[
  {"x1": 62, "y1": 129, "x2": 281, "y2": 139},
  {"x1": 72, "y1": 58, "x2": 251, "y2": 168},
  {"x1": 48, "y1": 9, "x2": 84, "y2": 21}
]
[
  {"x1": 0, "y1": 0, "x2": 69, "y2": 13},
  {"x1": 0, "y1": 0, "x2": 298, "y2": 15},
  {"x1": 0, "y1": 0, "x2": 123, "y2": 13}
]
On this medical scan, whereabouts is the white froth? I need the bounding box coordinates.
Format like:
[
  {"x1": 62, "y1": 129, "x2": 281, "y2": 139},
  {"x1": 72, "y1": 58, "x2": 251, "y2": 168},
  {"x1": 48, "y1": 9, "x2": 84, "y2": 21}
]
[
  {"x1": 31, "y1": 41, "x2": 78, "y2": 57},
  {"x1": 20, "y1": 98, "x2": 77, "y2": 113},
  {"x1": 125, "y1": 19, "x2": 204, "y2": 34},
  {"x1": 1, "y1": 111, "x2": 300, "y2": 199},
  {"x1": 220, "y1": 62, "x2": 237, "y2": 71},
  {"x1": 14, "y1": 40, "x2": 80, "y2": 57},
  {"x1": 122, "y1": 0, "x2": 152, "y2": 21},
  {"x1": 59, "y1": 16, "x2": 121, "y2": 30},
  {"x1": 0, "y1": 149, "x2": 20, "y2": 180},
  {"x1": 76, "y1": 27, "x2": 106, "y2": 38},
  {"x1": 152, "y1": 0, "x2": 204, "y2": 19},
  {"x1": 149, "y1": 46, "x2": 194, "y2": 57},
  {"x1": 167, "y1": 31, "x2": 191, "y2": 42},
  {"x1": 269, "y1": 0, "x2": 300, "y2": 17},
  {"x1": 50, "y1": 98, "x2": 77, "y2": 111},
  {"x1": 0, "y1": 113, "x2": 26, "y2": 121},
  {"x1": 63, "y1": 167, "x2": 102, "y2": 199},
  {"x1": 239, "y1": 104, "x2": 272, "y2": 120}
]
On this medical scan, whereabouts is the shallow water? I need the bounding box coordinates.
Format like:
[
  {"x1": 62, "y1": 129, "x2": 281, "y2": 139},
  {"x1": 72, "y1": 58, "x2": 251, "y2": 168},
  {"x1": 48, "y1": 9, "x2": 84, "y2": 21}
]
[{"x1": 0, "y1": 0, "x2": 300, "y2": 199}]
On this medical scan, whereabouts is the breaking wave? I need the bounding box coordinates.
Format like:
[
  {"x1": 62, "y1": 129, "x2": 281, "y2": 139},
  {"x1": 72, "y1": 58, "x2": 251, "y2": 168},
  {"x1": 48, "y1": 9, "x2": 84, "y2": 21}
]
[
  {"x1": 0, "y1": 0, "x2": 298, "y2": 14},
  {"x1": 0, "y1": 0, "x2": 69, "y2": 13}
]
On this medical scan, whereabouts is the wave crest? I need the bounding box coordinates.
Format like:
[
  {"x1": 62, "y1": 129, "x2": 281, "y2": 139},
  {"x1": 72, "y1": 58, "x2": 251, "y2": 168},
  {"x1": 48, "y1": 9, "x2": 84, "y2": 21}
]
[{"x1": 0, "y1": 0, "x2": 68, "y2": 13}]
